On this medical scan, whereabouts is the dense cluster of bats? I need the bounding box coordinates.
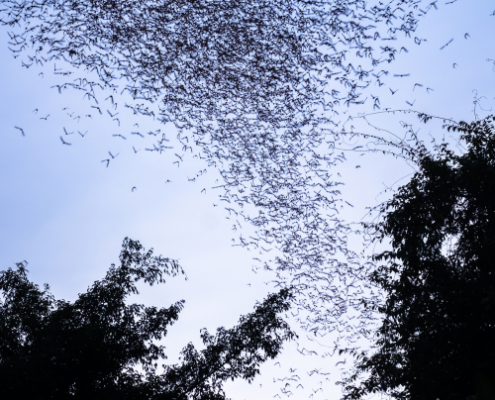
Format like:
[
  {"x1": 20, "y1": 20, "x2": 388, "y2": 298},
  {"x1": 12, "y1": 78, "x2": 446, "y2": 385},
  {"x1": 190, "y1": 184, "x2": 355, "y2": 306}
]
[{"x1": 0, "y1": 0, "x2": 466, "y2": 396}]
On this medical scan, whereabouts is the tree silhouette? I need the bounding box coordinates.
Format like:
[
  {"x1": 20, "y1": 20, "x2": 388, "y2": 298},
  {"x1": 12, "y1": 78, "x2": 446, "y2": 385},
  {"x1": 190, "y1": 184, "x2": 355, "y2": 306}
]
[
  {"x1": 339, "y1": 116, "x2": 495, "y2": 400},
  {"x1": 0, "y1": 238, "x2": 296, "y2": 399}
]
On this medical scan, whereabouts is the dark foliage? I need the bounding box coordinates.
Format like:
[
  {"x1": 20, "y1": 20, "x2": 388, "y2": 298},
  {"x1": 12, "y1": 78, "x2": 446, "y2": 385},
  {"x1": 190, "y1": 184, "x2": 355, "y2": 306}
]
[
  {"x1": 0, "y1": 238, "x2": 296, "y2": 399},
  {"x1": 340, "y1": 116, "x2": 495, "y2": 400}
]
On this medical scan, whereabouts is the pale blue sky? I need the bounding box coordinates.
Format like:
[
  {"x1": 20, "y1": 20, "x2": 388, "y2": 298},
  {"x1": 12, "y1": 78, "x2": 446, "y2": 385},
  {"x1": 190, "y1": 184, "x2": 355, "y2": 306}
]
[{"x1": 0, "y1": 1, "x2": 494, "y2": 399}]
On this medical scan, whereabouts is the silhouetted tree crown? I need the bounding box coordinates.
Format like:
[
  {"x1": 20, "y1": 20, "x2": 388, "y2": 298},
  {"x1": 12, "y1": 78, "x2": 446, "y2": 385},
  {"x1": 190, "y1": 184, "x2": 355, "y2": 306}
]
[
  {"x1": 339, "y1": 116, "x2": 495, "y2": 400},
  {"x1": 0, "y1": 238, "x2": 296, "y2": 399}
]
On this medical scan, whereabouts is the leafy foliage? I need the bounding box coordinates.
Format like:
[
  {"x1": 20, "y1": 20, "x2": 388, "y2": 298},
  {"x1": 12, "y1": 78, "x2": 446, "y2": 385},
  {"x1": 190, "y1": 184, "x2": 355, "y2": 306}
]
[
  {"x1": 340, "y1": 116, "x2": 495, "y2": 400},
  {"x1": 0, "y1": 238, "x2": 296, "y2": 399}
]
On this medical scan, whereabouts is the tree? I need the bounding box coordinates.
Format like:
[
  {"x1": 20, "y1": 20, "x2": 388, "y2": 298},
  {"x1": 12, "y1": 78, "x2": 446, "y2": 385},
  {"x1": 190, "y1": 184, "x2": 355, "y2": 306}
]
[
  {"x1": 0, "y1": 237, "x2": 296, "y2": 399},
  {"x1": 339, "y1": 116, "x2": 495, "y2": 400}
]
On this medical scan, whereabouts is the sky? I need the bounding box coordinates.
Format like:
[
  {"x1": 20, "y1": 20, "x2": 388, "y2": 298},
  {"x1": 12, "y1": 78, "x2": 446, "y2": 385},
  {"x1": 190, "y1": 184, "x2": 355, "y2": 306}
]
[{"x1": 0, "y1": 1, "x2": 494, "y2": 399}]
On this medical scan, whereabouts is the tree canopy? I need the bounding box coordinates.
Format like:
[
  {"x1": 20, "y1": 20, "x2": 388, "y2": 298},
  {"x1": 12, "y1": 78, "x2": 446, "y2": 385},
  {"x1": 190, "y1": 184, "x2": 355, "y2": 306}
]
[
  {"x1": 0, "y1": 238, "x2": 296, "y2": 399},
  {"x1": 339, "y1": 115, "x2": 495, "y2": 400}
]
